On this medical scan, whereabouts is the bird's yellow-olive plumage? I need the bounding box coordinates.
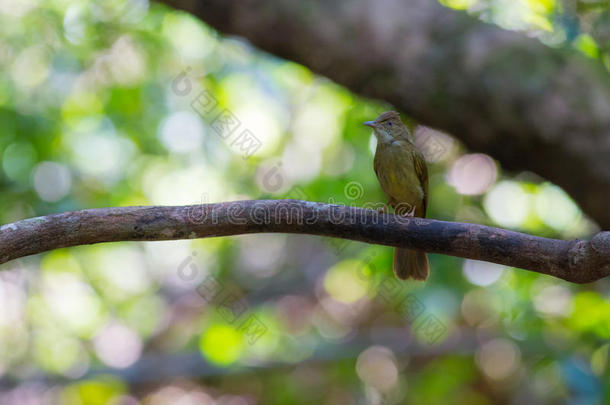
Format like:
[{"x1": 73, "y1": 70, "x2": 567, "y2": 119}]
[{"x1": 364, "y1": 111, "x2": 430, "y2": 281}]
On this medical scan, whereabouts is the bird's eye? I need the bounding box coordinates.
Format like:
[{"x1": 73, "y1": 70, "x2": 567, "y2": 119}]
[{"x1": 387, "y1": 122, "x2": 392, "y2": 126}]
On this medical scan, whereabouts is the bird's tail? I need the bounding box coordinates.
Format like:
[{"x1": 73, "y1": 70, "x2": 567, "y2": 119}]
[{"x1": 393, "y1": 248, "x2": 429, "y2": 281}]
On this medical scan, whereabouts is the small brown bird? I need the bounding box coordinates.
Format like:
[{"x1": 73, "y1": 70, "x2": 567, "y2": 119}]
[{"x1": 364, "y1": 111, "x2": 430, "y2": 281}]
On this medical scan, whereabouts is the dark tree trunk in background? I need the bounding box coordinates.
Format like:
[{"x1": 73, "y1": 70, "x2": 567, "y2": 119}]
[{"x1": 160, "y1": 0, "x2": 610, "y2": 229}]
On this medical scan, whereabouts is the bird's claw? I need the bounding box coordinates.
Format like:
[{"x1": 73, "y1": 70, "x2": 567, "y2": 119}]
[{"x1": 403, "y1": 204, "x2": 416, "y2": 217}]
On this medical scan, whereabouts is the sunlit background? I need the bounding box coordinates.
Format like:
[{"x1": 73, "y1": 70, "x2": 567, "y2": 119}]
[{"x1": 0, "y1": 0, "x2": 609, "y2": 404}]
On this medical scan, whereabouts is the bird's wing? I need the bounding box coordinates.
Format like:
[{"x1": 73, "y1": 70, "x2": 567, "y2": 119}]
[
  {"x1": 413, "y1": 150, "x2": 429, "y2": 217},
  {"x1": 373, "y1": 151, "x2": 380, "y2": 179}
]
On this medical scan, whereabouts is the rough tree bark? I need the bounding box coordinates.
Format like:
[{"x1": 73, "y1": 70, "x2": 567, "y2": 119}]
[
  {"x1": 1, "y1": 201, "x2": 609, "y2": 283},
  {"x1": 158, "y1": 0, "x2": 610, "y2": 228}
]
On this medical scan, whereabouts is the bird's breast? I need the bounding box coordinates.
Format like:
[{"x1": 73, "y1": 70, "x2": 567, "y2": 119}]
[{"x1": 374, "y1": 141, "x2": 424, "y2": 208}]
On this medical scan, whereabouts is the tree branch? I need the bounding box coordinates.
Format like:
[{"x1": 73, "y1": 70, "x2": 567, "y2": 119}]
[
  {"x1": 1, "y1": 200, "x2": 608, "y2": 283},
  {"x1": 158, "y1": 0, "x2": 610, "y2": 228}
]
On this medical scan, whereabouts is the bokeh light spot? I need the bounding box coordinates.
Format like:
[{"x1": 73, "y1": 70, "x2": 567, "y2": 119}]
[
  {"x1": 533, "y1": 282, "x2": 572, "y2": 317},
  {"x1": 324, "y1": 260, "x2": 370, "y2": 304},
  {"x1": 199, "y1": 324, "x2": 244, "y2": 366},
  {"x1": 463, "y1": 259, "x2": 505, "y2": 286},
  {"x1": 93, "y1": 322, "x2": 143, "y2": 369},
  {"x1": 12, "y1": 46, "x2": 50, "y2": 88},
  {"x1": 484, "y1": 180, "x2": 530, "y2": 228},
  {"x1": 159, "y1": 111, "x2": 205, "y2": 154},
  {"x1": 42, "y1": 273, "x2": 104, "y2": 337},
  {"x1": 2, "y1": 142, "x2": 37, "y2": 182},
  {"x1": 356, "y1": 346, "x2": 398, "y2": 392},
  {"x1": 476, "y1": 338, "x2": 521, "y2": 381},
  {"x1": 32, "y1": 161, "x2": 72, "y2": 202},
  {"x1": 534, "y1": 183, "x2": 581, "y2": 233},
  {"x1": 448, "y1": 153, "x2": 497, "y2": 195}
]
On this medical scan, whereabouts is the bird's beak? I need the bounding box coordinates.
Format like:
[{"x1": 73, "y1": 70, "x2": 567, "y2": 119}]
[{"x1": 363, "y1": 121, "x2": 376, "y2": 128}]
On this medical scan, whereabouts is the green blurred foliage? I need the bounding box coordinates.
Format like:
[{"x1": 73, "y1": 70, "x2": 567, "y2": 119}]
[{"x1": 0, "y1": 0, "x2": 608, "y2": 404}]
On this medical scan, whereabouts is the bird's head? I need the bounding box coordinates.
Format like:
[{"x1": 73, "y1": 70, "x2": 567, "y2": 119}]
[{"x1": 363, "y1": 111, "x2": 412, "y2": 143}]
